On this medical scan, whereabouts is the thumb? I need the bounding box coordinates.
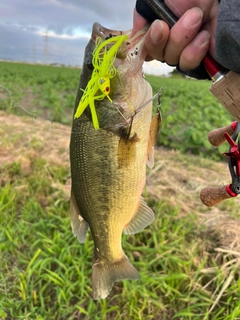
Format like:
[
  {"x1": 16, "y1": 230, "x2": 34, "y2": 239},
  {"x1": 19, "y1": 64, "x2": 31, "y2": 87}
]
[{"x1": 131, "y1": 9, "x2": 148, "y2": 36}]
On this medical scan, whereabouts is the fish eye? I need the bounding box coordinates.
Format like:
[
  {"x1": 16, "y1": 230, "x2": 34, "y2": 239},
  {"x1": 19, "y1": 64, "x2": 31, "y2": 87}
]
[{"x1": 105, "y1": 33, "x2": 113, "y2": 40}]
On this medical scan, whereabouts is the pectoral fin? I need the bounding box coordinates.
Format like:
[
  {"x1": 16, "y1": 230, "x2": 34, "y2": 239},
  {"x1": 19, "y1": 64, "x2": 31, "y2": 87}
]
[
  {"x1": 70, "y1": 190, "x2": 88, "y2": 243},
  {"x1": 147, "y1": 107, "x2": 162, "y2": 168},
  {"x1": 124, "y1": 197, "x2": 154, "y2": 235}
]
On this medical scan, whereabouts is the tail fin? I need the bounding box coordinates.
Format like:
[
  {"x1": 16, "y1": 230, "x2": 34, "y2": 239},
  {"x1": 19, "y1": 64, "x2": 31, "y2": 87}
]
[{"x1": 92, "y1": 254, "x2": 139, "y2": 300}]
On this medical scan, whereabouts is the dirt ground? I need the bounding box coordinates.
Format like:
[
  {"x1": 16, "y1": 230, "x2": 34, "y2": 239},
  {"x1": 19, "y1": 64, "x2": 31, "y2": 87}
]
[{"x1": 1, "y1": 110, "x2": 240, "y2": 252}]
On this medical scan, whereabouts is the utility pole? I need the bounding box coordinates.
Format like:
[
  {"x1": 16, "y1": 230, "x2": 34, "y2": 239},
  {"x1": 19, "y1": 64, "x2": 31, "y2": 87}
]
[
  {"x1": 43, "y1": 31, "x2": 49, "y2": 64},
  {"x1": 32, "y1": 44, "x2": 36, "y2": 63}
]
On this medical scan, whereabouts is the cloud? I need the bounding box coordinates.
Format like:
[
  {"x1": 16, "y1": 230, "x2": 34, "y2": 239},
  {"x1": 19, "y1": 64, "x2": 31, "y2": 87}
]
[
  {"x1": 0, "y1": 21, "x2": 88, "y2": 65},
  {"x1": 0, "y1": 0, "x2": 174, "y2": 74},
  {"x1": 143, "y1": 60, "x2": 175, "y2": 76},
  {"x1": 1, "y1": 0, "x2": 135, "y2": 34},
  {"x1": 0, "y1": 0, "x2": 135, "y2": 66}
]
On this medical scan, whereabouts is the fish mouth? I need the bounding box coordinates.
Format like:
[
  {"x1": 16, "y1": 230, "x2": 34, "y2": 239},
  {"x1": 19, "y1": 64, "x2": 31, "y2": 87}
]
[
  {"x1": 92, "y1": 22, "x2": 125, "y2": 41},
  {"x1": 91, "y1": 22, "x2": 149, "y2": 59}
]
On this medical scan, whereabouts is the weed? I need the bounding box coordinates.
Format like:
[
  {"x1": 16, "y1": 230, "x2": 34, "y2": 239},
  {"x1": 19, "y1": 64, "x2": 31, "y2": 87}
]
[{"x1": 1, "y1": 62, "x2": 240, "y2": 319}]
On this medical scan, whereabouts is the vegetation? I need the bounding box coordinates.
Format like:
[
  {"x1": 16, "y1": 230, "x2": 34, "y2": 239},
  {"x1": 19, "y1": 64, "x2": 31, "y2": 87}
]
[
  {"x1": 1, "y1": 62, "x2": 240, "y2": 319},
  {"x1": 147, "y1": 74, "x2": 233, "y2": 160},
  {"x1": 0, "y1": 61, "x2": 233, "y2": 160},
  {"x1": 0, "y1": 61, "x2": 79, "y2": 125}
]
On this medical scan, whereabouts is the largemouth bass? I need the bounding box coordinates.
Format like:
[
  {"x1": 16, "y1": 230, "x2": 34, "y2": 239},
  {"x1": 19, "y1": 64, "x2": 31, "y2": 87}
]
[{"x1": 70, "y1": 22, "x2": 161, "y2": 300}]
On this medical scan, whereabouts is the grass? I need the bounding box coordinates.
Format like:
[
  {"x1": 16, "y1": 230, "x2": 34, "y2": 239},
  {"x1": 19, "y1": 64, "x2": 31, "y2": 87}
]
[
  {"x1": 1, "y1": 61, "x2": 240, "y2": 319},
  {"x1": 1, "y1": 154, "x2": 240, "y2": 319},
  {"x1": 0, "y1": 61, "x2": 79, "y2": 124},
  {"x1": 0, "y1": 61, "x2": 234, "y2": 160}
]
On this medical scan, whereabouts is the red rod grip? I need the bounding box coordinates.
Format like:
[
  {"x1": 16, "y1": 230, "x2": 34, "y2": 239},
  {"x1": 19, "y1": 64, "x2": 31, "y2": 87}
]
[{"x1": 203, "y1": 55, "x2": 223, "y2": 78}]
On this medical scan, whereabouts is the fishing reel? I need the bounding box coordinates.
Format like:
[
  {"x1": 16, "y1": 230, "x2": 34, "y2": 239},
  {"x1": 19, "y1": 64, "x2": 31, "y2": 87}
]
[{"x1": 200, "y1": 121, "x2": 240, "y2": 206}]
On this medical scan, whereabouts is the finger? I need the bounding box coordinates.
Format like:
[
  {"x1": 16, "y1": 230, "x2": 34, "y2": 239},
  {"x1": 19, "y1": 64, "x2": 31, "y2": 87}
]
[
  {"x1": 164, "y1": 7, "x2": 203, "y2": 66},
  {"x1": 203, "y1": 19, "x2": 217, "y2": 56},
  {"x1": 179, "y1": 30, "x2": 210, "y2": 71},
  {"x1": 143, "y1": 19, "x2": 170, "y2": 61},
  {"x1": 165, "y1": 0, "x2": 193, "y2": 17},
  {"x1": 165, "y1": 0, "x2": 216, "y2": 20},
  {"x1": 131, "y1": 9, "x2": 148, "y2": 37}
]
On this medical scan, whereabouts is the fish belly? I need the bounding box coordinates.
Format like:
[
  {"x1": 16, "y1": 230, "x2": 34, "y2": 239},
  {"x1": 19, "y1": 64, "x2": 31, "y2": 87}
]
[{"x1": 70, "y1": 101, "x2": 153, "y2": 299}]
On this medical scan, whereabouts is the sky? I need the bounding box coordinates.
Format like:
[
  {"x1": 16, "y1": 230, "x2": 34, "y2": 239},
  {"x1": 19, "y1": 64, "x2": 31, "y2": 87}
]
[{"x1": 0, "y1": 0, "x2": 174, "y2": 76}]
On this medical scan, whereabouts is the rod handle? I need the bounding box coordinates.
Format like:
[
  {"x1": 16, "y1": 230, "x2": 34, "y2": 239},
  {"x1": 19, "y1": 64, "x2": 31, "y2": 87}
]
[
  {"x1": 208, "y1": 122, "x2": 237, "y2": 146},
  {"x1": 200, "y1": 185, "x2": 237, "y2": 207}
]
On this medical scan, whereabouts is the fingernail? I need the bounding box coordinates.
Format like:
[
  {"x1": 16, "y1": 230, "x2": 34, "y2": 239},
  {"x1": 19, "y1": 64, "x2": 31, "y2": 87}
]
[
  {"x1": 150, "y1": 20, "x2": 164, "y2": 44},
  {"x1": 182, "y1": 7, "x2": 203, "y2": 28},
  {"x1": 193, "y1": 30, "x2": 210, "y2": 48}
]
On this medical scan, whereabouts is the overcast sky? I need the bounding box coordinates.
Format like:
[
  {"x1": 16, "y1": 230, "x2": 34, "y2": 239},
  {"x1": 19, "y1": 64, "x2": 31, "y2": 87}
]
[{"x1": 0, "y1": 0, "x2": 174, "y2": 75}]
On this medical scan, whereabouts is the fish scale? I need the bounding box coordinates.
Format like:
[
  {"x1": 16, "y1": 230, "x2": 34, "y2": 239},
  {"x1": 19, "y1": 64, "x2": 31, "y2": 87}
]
[{"x1": 70, "y1": 22, "x2": 161, "y2": 300}]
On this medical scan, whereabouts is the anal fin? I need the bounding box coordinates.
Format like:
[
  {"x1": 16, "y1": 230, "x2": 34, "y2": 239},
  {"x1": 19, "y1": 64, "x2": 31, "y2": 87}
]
[
  {"x1": 124, "y1": 197, "x2": 154, "y2": 235},
  {"x1": 70, "y1": 190, "x2": 88, "y2": 243}
]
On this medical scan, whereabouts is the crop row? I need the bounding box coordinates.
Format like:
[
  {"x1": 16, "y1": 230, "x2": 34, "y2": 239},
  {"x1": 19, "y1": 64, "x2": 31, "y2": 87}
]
[{"x1": 0, "y1": 61, "x2": 233, "y2": 160}]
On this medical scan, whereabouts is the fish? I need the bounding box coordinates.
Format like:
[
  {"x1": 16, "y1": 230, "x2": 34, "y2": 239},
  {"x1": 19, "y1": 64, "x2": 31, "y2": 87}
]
[{"x1": 69, "y1": 22, "x2": 161, "y2": 300}]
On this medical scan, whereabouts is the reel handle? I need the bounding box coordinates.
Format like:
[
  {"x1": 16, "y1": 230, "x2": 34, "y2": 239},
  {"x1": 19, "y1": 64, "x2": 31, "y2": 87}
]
[
  {"x1": 200, "y1": 185, "x2": 236, "y2": 207},
  {"x1": 208, "y1": 122, "x2": 236, "y2": 146}
]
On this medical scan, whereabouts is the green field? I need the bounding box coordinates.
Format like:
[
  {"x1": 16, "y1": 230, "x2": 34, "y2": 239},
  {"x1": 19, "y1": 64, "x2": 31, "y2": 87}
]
[
  {"x1": 1, "y1": 61, "x2": 240, "y2": 320},
  {"x1": 0, "y1": 61, "x2": 233, "y2": 160}
]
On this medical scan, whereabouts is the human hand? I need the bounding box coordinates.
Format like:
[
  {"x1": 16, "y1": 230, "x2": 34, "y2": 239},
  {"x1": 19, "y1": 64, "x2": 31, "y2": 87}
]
[{"x1": 132, "y1": 0, "x2": 219, "y2": 72}]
